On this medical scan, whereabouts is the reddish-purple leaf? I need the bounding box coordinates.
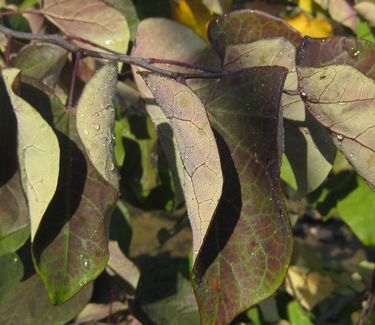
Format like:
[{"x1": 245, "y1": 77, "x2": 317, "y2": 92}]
[
  {"x1": 297, "y1": 36, "x2": 375, "y2": 79},
  {"x1": 208, "y1": 9, "x2": 303, "y2": 62},
  {"x1": 193, "y1": 67, "x2": 293, "y2": 324}
]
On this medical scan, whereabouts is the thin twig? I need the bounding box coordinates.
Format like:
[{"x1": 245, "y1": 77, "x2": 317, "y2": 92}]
[
  {"x1": 5, "y1": 35, "x2": 12, "y2": 67},
  {"x1": 67, "y1": 51, "x2": 82, "y2": 109},
  {"x1": 0, "y1": 10, "x2": 41, "y2": 17},
  {"x1": 0, "y1": 24, "x2": 228, "y2": 80}
]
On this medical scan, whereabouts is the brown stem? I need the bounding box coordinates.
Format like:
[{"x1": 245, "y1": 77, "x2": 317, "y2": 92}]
[
  {"x1": 67, "y1": 51, "x2": 82, "y2": 109},
  {"x1": 0, "y1": 24, "x2": 228, "y2": 80},
  {"x1": 5, "y1": 36, "x2": 12, "y2": 67},
  {"x1": 0, "y1": 10, "x2": 42, "y2": 17}
]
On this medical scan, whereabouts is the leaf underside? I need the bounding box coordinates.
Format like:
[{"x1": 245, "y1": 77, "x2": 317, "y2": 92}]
[{"x1": 142, "y1": 72, "x2": 223, "y2": 262}]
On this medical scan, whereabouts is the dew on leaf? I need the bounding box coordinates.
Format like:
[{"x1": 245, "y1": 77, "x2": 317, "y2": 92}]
[
  {"x1": 91, "y1": 123, "x2": 100, "y2": 131},
  {"x1": 336, "y1": 134, "x2": 344, "y2": 141}
]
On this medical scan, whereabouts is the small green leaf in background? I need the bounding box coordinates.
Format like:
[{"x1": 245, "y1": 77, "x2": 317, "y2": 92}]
[
  {"x1": 3, "y1": 68, "x2": 60, "y2": 240},
  {"x1": 19, "y1": 0, "x2": 41, "y2": 10},
  {"x1": 356, "y1": 16, "x2": 375, "y2": 42},
  {"x1": 0, "y1": 253, "x2": 92, "y2": 325},
  {"x1": 354, "y1": 1, "x2": 375, "y2": 28},
  {"x1": 142, "y1": 274, "x2": 199, "y2": 325},
  {"x1": 281, "y1": 153, "x2": 298, "y2": 191},
  {"x1": 287, "y1": 300, "x2": 314, "y2": 325},
  {"x1": 0, "y1": 8, "x2": 31, "y2": 33},
  {"x1": 13, "y1": 44, "x2": 68, "y2": 88},
  {"x1": 337, "y1": 175, "x2": 375, "y2": 245}
]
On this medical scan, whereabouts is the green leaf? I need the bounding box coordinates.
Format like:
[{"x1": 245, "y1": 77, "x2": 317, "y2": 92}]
[
  {"x1": 142, "y1": 73, "x2": 223, "y2": 262},
  {"x1": 132, "y1": 18, "x2": 211, "y2": 207},
  {"x1": 0, "y1": 9, "x2": 31, "y2": 33},
  {"x1": 0, "y1": 253, "x2": 23, "y2": 291},
  {"x1": 142, "y1": 274, "x2": 199, "y2": 325},
  {"x1": 19, "y1": 0, "x2": 41, "y2": 10},
  {"x1": 42, "y1": 0, "x2": 130, "y2": 53},
  {"x1": 13, "y1": 44, "x2": 68, "y2": 88},
  {"x1": 114, "y1": 120, "x2": 125, "y2": 166},
  {"x1": 120, "y1": 115, "x2": 159, "y2": 200},
  {"x1": 298, "y1": 64, "x2": 375, "y2": 190},
  {"x1": 355, "y1": 2, "x2": 375, "y2": 28},
  {"x1": 287, "y1": 300, "x2": 314, "y2": 325},
  {"x1": 281, "y1": 154, "x2": 297, "y2": 191},
  {"x1": 0, "y1": 276, "x2": 91, "y2": 325},
  {"x1": 101, "y1": 0, "x2": 139, "y2": 41},
  {"x1": 337, "y1": 175, "x2": 375, "y2": 245},
  {"x1": 2, "y1": 68, "x2": 60, "y2": 240},
  {"x1": 0, "y1": 75, "x2": 30, "y2": 256},
  {"x1": 356, "y1": 16, "x2": 375, "y2": 42},
  {"x1": 17, "y1": 76, "x2": 118, "y2": 304},
  {"x1": 208, "y1": 9, "x2": 303, "y2": 62},
  {"x1": 193, "y1": 67, "x2": 293, "y2": 324},
  {"x1": 76, "y1": 63, "x2": 120, "y2": 191}
]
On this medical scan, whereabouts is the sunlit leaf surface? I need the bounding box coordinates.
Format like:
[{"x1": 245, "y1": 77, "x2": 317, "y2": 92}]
[
  {"x1": 143, "y1": 73, "x2": 223, "y2": 262},
  {"x1": 76, "y1": 63, "x2": 119, "y2": 191},
  {"x1": 299, "y1": 64, "x2": 375, "y2": 190},
  {"x1": 3, "y1": 68, "x2": 60, "y2": 240},
  {"x1": 42, "y1": 0, "x2": 129, "y2": 53}
]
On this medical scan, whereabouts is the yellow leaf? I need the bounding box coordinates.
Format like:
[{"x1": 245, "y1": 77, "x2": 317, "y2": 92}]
[
  {"x1": 286, "y1": 265, "x2": 334, "y2": 310},
  {"x1": 299, "y1": 0, "x2": 314, "y2": 13},
  {"x1": 285, "y1": 12, "x2": 332, "y2": 38},
  {"x1": 170, "y1": 0, "x2": 212, "y2": 41},
  {"x1": 170, "y1": 0, "x2": 232, "y2": 41}
]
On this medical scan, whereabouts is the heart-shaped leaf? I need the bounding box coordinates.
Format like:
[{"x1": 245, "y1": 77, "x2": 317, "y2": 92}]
[
  {"x1": 193, "y1": 67, "x2": 292, "y2": 324},
  {"x1": 42, "y1": 0, "x2": 130, "y2": 53},
  {"x1": 220, "y1": 28, "x2": 336, "y2": 197},
  {"x1": 208, "y1": 9, "x2": 303, "y2": 62}
]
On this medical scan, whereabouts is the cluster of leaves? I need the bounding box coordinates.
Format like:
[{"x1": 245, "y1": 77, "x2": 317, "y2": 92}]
[{"x1": 0, "y1": 0, "x2": 375, "y2": 324}]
